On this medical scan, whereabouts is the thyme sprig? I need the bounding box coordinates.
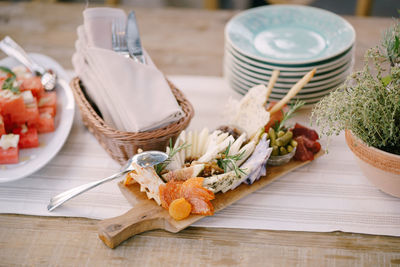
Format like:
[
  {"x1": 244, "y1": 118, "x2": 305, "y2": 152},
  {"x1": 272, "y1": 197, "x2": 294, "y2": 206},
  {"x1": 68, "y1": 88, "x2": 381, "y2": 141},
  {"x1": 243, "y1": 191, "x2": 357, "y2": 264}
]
[
  {"x1": 217, "y1": 142, "x2": 247, "y2": 177},
  {"x1": 381, "y1": 19, "x2": 400, "y2": 66},
  {"x1": 154, "y1": 139, "x2": 190, "y2": 175}
]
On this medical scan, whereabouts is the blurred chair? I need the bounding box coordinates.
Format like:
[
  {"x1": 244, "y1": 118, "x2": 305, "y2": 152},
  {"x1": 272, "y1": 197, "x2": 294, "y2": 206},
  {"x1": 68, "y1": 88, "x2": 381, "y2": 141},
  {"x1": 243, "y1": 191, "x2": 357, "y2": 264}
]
[
  {"x1": 355, "y1": 0, "x2": 373, "y2": 16},
  {"x1": 265, "y1": 0, "x2": 314, "y2": 4},
  {"x1": 205, "y1": 0, "x2": 219, "y2": 9}
]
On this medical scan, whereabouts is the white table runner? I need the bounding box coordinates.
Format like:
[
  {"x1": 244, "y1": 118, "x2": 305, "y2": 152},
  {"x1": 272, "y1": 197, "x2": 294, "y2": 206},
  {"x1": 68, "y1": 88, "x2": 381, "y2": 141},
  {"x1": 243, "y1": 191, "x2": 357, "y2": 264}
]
[{"x1": 0, "y1": 75, "x2": 399, "y2": 237}]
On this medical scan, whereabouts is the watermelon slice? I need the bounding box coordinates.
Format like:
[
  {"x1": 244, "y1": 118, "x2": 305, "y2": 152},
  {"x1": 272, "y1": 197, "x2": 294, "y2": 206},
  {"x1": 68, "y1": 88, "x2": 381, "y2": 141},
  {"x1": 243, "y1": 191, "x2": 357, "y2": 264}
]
[
  {"x1": 0, "y1": 91, "x2": 26, "y2": 117},
  {"x1": 39, "y1": 106, "x2": 55, "y2": 117},
  {"x1": 0, "y1": 147, "x2": 18, "y2": 164},
  {"x1": 13, "y1": 126, "x2": 39, "y2": 148},
  {"x1": 0, "y1": 115, "x2": 5, "y2": 136},
  {"x1": 20, "y1": 76, "x2": 44, "y2": 97},
  {"x1": 0, "y1": 134, "x2": 19, "y2": 164},
  {"x1": 38, "y1": 91, "x2": 56, "y2": 111},
  {"x1": 37, "y1": 112, "x2": 54, "y2": 133}
]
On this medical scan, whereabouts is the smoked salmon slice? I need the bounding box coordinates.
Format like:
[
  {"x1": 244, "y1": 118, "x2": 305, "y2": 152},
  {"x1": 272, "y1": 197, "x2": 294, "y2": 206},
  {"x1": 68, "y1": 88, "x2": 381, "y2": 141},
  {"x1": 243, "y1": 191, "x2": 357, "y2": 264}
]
[
  {"x1": 159, "y1": 180, "x2": 183, "y2": 209},
  {"x1": 159, "y1": 177, "x2": 215, "y2": 216},
  {"x1": 187, "y1": 197, "x2": 214, "y2": 216}
]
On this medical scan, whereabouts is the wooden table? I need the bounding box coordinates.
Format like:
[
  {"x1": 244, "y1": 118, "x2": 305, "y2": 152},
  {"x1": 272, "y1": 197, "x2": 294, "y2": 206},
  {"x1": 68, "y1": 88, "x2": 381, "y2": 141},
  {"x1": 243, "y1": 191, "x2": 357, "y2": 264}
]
[{"x1": 0, "y1": 3, "x2": 399, "y2": 266}]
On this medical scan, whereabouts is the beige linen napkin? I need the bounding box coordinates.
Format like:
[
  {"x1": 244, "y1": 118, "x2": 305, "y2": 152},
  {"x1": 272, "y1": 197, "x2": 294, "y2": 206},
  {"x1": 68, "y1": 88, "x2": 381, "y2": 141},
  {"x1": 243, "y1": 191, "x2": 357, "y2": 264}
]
[{"x1": 72, "y1": 7, "x2": 184, "y2": 132}]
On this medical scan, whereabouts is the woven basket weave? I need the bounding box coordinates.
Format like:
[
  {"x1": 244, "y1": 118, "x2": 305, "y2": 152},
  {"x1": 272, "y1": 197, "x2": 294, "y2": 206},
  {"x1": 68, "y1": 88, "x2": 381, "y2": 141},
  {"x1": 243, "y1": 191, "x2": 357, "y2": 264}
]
[{"x1": 70, "y1": 77, "x2": 194, "y2": 165}]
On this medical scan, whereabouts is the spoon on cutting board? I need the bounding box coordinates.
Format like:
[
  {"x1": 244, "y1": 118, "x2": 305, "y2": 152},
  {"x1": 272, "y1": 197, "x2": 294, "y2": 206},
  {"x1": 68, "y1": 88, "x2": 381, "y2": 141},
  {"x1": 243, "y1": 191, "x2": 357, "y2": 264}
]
[{"x1": 47, "y1": 151, "x2": 168, "y2": 212}]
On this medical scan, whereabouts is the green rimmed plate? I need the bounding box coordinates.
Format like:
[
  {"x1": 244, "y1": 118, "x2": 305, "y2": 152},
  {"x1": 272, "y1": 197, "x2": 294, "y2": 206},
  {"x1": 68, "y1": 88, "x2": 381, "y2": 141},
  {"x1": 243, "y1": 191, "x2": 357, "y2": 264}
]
[
  {"x1": 229, "y1": 80, "x2": 323, "y2": 106},
  {"x1": 225, "y1": 5, "x2": 355, "y2": 65},
  {"x1": 225, "y1": 53, "x2": 353, "y2": 82},
  {"x1": 224, "y1": 63, "x2": 351, "y2": 89},
  {"x1": 225, "y1": 44, "x2": 354, "y2": 75},
  {"x1": 227, "y1": 74, "x2": 343, "y2": 99}
]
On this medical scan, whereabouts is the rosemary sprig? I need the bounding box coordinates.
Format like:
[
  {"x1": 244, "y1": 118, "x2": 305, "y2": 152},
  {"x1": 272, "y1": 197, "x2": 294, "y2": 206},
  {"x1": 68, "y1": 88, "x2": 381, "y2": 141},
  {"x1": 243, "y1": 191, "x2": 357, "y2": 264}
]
[
  {"x1": 217, "y1": 142, "x2": 246, "y2": 177},
  {"x1": 154, "y1": 139, "x2": 190, "y2": 175},
  {"x1": 273, "y1": 100, "x2": 305, "y2": 131}
]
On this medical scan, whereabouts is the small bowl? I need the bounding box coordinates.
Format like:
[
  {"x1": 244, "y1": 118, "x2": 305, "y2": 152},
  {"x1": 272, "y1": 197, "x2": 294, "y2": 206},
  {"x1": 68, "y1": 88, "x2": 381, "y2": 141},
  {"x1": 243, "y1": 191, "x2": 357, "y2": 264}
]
[{"x1": 267, "y1": 147, "x2": 296, "y2": 166}]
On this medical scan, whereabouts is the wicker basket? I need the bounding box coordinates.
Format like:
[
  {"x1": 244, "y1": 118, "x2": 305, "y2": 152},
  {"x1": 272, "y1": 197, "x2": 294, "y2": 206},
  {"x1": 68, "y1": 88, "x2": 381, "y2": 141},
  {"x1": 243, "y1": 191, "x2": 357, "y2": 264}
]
[{"x1": 70, "y1": 77, "x2": 194, "y2": 165}]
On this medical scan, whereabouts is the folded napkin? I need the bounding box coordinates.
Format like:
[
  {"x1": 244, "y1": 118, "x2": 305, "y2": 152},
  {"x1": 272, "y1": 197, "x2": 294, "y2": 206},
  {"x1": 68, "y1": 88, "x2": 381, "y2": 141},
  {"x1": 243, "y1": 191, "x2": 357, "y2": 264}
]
[{"x1": 72, "y1": 7, "x2": 183, "y2": 132}]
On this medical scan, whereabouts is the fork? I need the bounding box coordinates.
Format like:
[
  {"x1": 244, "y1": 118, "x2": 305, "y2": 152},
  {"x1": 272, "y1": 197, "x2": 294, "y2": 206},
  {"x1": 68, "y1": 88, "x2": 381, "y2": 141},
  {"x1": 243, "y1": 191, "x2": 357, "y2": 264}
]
[{"x1": 111, "y1": 19, "x2": 130, "y2": 58}]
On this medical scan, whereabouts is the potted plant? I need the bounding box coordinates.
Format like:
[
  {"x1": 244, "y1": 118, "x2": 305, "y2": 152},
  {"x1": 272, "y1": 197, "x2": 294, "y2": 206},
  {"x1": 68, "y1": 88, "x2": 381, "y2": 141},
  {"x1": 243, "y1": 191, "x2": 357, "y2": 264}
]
[{"x1": 312, "y1": 21, "x2": 400, "y2": 197}]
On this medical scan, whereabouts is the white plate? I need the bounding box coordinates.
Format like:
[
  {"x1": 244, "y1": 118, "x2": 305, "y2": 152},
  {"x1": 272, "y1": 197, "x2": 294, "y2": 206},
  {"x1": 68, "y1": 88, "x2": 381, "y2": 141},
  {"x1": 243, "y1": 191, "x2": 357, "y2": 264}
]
[{"x1": 0, "y1": 53, "x2": 75, "y2": 183}]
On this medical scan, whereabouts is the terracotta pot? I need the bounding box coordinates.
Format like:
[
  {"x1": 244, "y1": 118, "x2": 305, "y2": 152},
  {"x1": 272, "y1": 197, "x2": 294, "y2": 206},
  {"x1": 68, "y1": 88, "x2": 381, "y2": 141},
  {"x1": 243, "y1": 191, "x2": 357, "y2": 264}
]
[{"x1": 345, "y1": 130, "x2": 400, "y2": 197}]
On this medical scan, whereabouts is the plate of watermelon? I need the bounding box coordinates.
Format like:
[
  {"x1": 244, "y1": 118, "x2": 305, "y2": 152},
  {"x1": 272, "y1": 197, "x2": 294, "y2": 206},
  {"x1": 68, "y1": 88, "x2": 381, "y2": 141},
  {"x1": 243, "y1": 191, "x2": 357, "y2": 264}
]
[{"x1": 0, "y1": 53, "x2": 75, "y2": 182}]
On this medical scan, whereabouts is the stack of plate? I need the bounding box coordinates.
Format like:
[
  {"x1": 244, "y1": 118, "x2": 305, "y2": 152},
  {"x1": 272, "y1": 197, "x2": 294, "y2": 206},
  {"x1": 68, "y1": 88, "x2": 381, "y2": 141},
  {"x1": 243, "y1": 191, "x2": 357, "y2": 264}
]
[{"x1": 224, "y1": 5, "x2": 355, "y2": 105}]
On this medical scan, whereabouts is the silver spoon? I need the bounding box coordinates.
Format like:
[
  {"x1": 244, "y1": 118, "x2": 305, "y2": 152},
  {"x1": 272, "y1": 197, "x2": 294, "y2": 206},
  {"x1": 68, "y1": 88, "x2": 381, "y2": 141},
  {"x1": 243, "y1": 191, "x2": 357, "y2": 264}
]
[
  {"x1": 47, "y1": 151, "x2": 168, "y2": 212},
  {"x1": 0, "y1": 36, "x2": 57, "y2": 91}
]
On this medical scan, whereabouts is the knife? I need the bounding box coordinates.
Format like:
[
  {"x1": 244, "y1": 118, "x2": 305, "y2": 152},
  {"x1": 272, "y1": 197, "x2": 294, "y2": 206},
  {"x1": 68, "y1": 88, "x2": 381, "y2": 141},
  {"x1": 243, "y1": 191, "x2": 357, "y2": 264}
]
[{"x1": 126, "y1": 11, "x2": 146, "y2": 64}]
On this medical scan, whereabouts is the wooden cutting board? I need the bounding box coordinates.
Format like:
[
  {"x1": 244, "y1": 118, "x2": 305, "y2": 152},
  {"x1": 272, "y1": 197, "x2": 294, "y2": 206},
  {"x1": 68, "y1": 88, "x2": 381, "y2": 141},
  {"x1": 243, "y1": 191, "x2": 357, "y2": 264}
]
[{"x1": 98, "y1": 150, "x2": 323, "y2": 248}]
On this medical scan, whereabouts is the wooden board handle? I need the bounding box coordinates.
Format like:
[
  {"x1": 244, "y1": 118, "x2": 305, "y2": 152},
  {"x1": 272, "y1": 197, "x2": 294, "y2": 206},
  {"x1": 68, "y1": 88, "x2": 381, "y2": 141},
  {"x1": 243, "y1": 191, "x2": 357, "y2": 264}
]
[{"x1": 98, "y1": 201, "x2": 166, "y2": 248}]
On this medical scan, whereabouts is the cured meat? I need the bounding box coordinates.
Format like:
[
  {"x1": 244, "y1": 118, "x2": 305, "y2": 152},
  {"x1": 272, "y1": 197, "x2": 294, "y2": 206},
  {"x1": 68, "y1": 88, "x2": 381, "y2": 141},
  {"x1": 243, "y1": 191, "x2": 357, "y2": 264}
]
[
  {"x1": 187, "y1": 197, "x2": 214, "y2": 216},
  {"x1": 182, "y1": 177, "x2": 204, "y2": 188},
  {"x1": 181, "y1": 177, "x2": 214, "y2": 201},
  {"x1": 294, "y1": 136, "x2": 315, "y2": 161},
  {"x1": 159, "y1": 180, "x2": 183, "y2": 209},
  {"x1": 159, "y1": 177, "x2": 215, "y2": 216},
  {"x1": 299, "y1": 135, "x2": 321, "y2": 153},
  {"x1": 292, "y1": 123, "x2": 319, "y2": 141}
]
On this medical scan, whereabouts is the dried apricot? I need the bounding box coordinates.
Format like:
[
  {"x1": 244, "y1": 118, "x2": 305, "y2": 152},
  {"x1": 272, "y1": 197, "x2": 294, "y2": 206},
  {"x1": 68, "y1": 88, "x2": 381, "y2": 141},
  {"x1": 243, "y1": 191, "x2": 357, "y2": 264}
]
[{"x1": 169, "y1": 198, "x2": 192, "y2": 221}]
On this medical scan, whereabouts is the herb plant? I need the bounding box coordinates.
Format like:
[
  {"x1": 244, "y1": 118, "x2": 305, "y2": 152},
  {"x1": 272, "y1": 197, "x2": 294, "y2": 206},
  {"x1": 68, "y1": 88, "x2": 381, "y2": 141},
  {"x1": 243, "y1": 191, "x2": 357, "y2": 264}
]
[{"x1": 312, "y1": 20, "x2": 400, "y2": 155}]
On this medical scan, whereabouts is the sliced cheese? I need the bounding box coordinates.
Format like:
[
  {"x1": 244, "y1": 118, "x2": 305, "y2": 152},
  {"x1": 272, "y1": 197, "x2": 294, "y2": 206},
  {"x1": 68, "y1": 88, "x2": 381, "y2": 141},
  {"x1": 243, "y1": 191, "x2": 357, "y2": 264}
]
[
  {"x1": 228, "y1": 132, "x2": 247, "y2": 156},
  {"x1": 236, "y1": 141, "x2": 256, "y2": 166},
  {"x1": 203, "y1": 170, "x2": 245, "y2": 193},
  {"x1": 21, "y1": 90, "x2": 34, "y2": 104},
  {"x1": 197, "y1": 128, "x2": 209, "y2": 157},
  {"x1": 198, "y1": 135, "x2": 235, "y2": 163},
  {"x1": 185, "y1": 131, "x2": 192, "y2": 160},
  {"x1": 0, "y1": 134, "x2": 19, "y2": 150}
]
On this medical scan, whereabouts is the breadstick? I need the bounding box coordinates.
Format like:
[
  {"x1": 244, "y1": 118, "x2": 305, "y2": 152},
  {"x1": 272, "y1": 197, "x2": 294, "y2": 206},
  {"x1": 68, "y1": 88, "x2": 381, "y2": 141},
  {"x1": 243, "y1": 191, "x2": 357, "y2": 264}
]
[
  {"x1": 269, "y1": 68, "x2": 316, "y2": 115},
  {"x1": 264, "y1": 69, "x2": 280, "y2": 105}
]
